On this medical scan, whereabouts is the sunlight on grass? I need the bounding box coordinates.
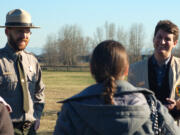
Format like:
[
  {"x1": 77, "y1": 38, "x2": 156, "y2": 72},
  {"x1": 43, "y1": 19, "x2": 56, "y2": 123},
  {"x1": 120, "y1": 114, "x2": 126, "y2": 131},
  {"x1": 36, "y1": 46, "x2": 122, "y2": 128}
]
[{"x1": 37, "y1": 71, "x2": 94, "y2": 134}]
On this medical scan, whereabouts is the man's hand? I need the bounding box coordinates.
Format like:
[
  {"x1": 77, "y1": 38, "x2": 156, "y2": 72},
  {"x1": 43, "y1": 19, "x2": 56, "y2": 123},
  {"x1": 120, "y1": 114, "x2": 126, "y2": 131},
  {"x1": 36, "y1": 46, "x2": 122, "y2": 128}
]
[
  {"x1": 166, "y1": 98, "x2": 176, "y2": 110},
  {"x1": 176, "y1": 99, "x2": 180, "y2": 110},
  {"x1": 34, "y1": 119, "x2": 40, "y2": 130}
]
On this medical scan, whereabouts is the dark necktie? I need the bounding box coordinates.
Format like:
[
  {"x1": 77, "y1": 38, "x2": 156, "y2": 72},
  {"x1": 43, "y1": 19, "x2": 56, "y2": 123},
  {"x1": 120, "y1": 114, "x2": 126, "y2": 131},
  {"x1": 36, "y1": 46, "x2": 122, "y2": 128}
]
[{"x1": 17, "y1": 54, "x2": 29, "y2": 113}]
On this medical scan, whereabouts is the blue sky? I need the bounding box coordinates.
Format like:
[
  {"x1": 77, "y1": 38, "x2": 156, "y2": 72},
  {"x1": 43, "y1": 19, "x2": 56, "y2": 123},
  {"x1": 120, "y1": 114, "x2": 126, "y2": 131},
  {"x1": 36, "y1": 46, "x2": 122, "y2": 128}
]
[{"x1": 1, "y1": 0, "x2": 180, "y2": 53}]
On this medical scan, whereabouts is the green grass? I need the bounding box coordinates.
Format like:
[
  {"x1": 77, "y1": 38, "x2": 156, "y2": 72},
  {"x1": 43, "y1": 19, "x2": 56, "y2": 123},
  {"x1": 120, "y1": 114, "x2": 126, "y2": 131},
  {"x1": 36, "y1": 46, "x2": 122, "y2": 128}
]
[{"x1": 37, "y1": 71, "x2": 94, "y2": 134}]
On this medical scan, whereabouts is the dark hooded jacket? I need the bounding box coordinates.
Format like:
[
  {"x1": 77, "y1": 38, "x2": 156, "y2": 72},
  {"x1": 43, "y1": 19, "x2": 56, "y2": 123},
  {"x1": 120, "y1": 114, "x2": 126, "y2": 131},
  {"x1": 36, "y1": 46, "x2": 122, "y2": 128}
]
[{"x1": 54, "y1": 80, "x2": 180, "y2": 135}]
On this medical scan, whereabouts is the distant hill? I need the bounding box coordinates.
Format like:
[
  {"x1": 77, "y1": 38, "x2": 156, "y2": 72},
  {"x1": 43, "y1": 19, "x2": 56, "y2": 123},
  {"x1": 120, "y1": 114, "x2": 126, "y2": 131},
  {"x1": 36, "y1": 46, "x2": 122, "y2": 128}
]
[{"x1": 26, "y1": 47, "x2": 43, "y2": 55}]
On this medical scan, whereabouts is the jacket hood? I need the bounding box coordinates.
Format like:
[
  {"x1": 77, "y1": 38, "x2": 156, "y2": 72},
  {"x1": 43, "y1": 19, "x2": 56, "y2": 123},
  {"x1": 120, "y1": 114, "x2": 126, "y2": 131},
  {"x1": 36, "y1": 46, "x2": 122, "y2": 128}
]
[
  {"x1": 59, "y1": 80, "x2": 154, "y2": 103},
  {"x1": 59, "y1": 80, "x2": 153, "y2": 134},
  {"x1": 69, "y1": 101, "x2": 151, "y2": 135}
]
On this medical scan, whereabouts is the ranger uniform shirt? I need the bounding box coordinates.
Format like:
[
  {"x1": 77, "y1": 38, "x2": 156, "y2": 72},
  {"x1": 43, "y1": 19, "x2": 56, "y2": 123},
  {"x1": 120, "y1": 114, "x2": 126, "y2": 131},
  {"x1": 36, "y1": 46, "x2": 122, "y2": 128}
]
[{"x1": 0, "y1": 43, "x2": 45, "y2": 122}]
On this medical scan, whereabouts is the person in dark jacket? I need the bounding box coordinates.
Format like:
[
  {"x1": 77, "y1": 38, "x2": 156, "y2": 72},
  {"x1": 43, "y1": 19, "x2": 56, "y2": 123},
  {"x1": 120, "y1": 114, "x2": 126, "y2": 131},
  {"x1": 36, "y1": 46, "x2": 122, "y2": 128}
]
[
  {"x1": 54, "y1": 40, "x2": 180, "y2": 135},
  {"x1": 0, "y1": 103, "x2": 14, "y2": 135}
]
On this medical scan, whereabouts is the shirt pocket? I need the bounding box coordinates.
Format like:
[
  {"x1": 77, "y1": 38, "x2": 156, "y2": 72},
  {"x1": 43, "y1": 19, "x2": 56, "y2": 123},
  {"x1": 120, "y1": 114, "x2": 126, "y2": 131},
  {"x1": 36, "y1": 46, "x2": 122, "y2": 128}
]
[
  {"x1": 0, "y1": 74, "x2": 18, "y2": 97},
  {"x1": 26, "y1": 72, "x2": 37, "y2": 98}
]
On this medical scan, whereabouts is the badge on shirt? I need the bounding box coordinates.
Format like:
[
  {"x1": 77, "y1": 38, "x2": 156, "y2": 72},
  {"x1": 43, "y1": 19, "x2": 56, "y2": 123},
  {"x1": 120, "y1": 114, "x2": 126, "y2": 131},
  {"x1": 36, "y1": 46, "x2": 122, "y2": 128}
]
[
  {"x1": 176, "y1": 85, "x2": 180, "y2": 97},
  {"x1": 29, "y1": 66, "x2": 33, "y2": 72}
]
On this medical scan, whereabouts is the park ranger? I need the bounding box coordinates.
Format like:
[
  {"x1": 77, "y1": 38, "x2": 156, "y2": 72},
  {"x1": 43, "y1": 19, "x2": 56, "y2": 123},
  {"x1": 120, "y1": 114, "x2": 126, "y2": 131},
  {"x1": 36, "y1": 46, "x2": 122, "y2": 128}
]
[{"x1": 0, "y1": 9, "x2": 45, "y2": 134}]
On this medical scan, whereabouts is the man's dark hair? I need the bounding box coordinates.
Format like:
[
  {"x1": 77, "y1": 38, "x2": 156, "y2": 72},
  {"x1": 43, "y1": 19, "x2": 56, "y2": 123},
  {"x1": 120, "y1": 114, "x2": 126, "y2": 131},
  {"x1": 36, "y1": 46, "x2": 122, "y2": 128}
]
[{"x1": 154, "y1": 20, "x2": 179, "y2": 41}]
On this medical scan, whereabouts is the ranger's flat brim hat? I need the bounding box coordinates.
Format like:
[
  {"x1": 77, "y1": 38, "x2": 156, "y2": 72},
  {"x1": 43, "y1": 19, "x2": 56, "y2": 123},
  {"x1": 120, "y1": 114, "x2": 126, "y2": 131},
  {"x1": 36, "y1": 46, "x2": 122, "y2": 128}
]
[{"x1": 0, "y1": 9, "x2": 40, "y2": 28}]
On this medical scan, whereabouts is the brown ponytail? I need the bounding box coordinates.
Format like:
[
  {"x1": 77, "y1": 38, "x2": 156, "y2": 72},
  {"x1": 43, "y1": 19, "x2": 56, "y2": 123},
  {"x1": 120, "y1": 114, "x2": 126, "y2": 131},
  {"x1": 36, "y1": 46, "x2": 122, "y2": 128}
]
[
  {"x1": 103, "y1": 76, "x2": 117, "y2": 104},
  {"x1": 90, "y1": 40, "x2": 128, "y2": 105}
]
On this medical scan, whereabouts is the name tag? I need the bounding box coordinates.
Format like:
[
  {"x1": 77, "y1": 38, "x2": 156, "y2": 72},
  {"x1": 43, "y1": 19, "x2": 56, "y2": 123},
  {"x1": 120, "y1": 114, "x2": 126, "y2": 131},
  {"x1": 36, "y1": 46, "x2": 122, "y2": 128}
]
[{"x1": 3, "y1": 72, "x2": 12, "y2": 75}]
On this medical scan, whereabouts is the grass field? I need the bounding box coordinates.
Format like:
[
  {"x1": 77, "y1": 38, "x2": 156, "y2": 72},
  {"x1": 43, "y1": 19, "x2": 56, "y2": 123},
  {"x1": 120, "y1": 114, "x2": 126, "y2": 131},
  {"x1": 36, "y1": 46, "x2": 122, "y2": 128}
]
[{"x1": 37, "y1": 71, "x2": 94, "y2": 135}]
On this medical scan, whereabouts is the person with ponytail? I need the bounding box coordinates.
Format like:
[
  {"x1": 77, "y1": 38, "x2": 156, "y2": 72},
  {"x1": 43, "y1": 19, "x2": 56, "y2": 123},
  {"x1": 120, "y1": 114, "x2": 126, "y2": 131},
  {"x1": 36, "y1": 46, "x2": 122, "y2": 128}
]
[{"x1": 54, "y1": 40, "x2": 180, "y2": 135}]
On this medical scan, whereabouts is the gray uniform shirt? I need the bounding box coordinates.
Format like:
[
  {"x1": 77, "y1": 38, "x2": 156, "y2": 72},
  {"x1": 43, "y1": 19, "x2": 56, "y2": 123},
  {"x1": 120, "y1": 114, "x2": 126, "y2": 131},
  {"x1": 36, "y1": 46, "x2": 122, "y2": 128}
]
[{"x1": 0, "y1": 44, "x2": 45, "y2": 122}]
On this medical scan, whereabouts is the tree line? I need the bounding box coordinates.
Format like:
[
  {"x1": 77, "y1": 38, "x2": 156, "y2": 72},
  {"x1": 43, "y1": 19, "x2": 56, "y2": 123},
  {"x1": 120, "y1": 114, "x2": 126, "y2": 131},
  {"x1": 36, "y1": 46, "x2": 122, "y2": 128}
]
[{"x1": 41, "y1": 21, "x2": 180, "y2": 66}]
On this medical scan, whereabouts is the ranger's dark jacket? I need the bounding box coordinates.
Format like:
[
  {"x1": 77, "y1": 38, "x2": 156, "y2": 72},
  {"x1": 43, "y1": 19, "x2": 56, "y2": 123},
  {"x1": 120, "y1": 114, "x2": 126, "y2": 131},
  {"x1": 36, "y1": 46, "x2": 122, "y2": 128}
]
[{"x1": 54, "y1": 80, "x2": 180, "y2": 135}]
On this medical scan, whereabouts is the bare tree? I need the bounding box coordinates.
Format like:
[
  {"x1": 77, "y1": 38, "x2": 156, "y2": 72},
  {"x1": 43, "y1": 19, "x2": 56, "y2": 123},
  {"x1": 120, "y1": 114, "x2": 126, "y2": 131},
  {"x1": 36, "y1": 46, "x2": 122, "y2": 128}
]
[
  {"x1": 128, "y1": 23, "x2": 145, "y2": 63},
  {"x1": 57, "y1": 25, "x2": 89, "y2": 65},
  {"x1": 42, "y1": 22, "x2": 147, "y2": 66},
  {"x1": 92, "y1": 26, "x2": 104, "y2": 50},
  {"x1": 104, "y1": 21, "x2": 116, "y2": 40},
  {"x1": 92, "y1": 22, "x2": 126, "y2": 50},
  {"x1": 43, "y1": 34, "x2": 58, "y2": 65},
  {"x1": 117, "y1": 26, "x2": 128, "y2": 48}
]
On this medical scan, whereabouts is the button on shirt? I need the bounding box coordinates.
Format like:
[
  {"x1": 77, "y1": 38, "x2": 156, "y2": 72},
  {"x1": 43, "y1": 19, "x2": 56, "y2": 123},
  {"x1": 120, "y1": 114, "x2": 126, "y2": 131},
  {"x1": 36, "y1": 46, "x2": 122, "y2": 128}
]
[{"x1": 151, "y1": 55, "x2": 171, "y2": 87}]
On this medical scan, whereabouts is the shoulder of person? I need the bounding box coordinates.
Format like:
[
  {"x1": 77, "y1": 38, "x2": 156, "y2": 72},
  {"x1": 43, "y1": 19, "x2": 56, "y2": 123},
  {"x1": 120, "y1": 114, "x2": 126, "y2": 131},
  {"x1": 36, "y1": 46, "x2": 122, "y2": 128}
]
[
  {"x1": 172, "y1": 56, "x2": 180, "y2": 62},
  {"x1": 23, "y1": 50, "x2": 38, "y2": 60},
  {"x1": 23, "y1": 50, "x2": 36, "y2": 57},
  {"x1": 171, "y1": 56, "x2": 180, "y2": 68},
  {"x1": 0, "y1": 50, "x2": 9, "y2": 60}
]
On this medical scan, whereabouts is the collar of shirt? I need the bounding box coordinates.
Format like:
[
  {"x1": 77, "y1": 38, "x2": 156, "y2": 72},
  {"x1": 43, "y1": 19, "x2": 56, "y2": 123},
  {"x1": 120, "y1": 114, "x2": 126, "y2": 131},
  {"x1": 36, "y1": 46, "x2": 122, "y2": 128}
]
[
  {"x1": 151, "y1": 55, "x2": 171, "y2": 87},
  {"x1": 5, "y1": 43, "x2": 24, "y2": 62},
  {"x1": 151, "y1": 55, "x2": 171, "y2": 68}
]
